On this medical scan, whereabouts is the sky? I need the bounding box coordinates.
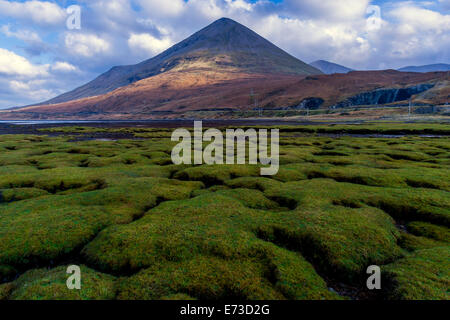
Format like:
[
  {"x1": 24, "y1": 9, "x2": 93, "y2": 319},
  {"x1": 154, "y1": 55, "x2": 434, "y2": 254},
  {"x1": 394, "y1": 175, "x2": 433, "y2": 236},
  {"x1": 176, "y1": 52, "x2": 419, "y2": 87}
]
[{"x1": 0, "y1": 0, "x2": 449, "y2": 109}]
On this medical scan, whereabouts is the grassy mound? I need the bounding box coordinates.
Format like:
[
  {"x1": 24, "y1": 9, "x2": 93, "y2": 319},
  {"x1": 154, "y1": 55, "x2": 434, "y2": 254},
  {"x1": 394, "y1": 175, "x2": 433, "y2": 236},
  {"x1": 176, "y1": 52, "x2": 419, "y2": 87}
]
[
  {"x1": 384, "y1": 247, "x2": 450, "y2": 300},
  {"x1": 0, "y1": 126, "x2": 448, "y2": 300},
  {"x1": 0, "y1": 265, "x2": 116, "y2": 300}
]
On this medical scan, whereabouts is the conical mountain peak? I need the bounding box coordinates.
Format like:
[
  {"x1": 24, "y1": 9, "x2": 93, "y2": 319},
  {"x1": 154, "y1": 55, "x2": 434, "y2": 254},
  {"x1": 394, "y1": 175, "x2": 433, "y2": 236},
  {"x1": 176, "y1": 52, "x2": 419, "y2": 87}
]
[
  {"x1": 41, "y1": 18, "x2": 321, "y2": 105},
  {"x1": 163, "y1": 17, "x2": 277, "y2": 54}
]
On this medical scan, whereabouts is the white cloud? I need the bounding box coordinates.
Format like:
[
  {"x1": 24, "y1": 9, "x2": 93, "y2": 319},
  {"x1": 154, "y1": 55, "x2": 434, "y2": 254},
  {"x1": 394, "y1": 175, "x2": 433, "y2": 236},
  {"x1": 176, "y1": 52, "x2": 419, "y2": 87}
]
[
  {"x1": 51, "y1": 61, "x2": 78, "y2": 73},
  {"x1": 187, "y1": 0, "x2": 227, "y2": 20},
  {"x1": 128, "y1": 33, "x2": 173, "y2": 56},
  {"x1": 0, "y1": 0, "x2": 66, "y2": 26},
  {"x1": 9, "y1": 79, "x2": 55, "y2": 101},
  {"x1": 0, "y1": 48, "x2": 49, "y2": 77},
  {"x1": 64, "y1": 33, "x2": 111, "y2": 57},
  {"x1": 389, "y1": 4, "x2": 450, "y2": 33},
  {"x1": 138, "y1": 0, "x2": 186, "y2": 17},
  {"x1": 1, "y1": 25, "x2": 42, "y2": 42},
  {"x1": 284, "y1": 0, "x2": 371, "y2": 21},
  {"x1": 225, "y1": 0, "x2": 253, "y2": 11},
  {"x1": 372, "y1": 2, "x2": 450, "y2": 65},
  {"x1": 136, "y1": 18, "x2": 170, "y2": 35}
]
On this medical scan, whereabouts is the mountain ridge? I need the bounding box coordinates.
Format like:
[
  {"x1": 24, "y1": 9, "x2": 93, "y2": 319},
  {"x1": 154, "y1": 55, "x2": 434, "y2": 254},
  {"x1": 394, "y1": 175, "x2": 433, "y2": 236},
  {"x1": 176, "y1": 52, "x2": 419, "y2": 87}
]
[
  {"x1": 398, "y1": 63, "x2": 450, "y2": 73},
  {"x1": 40, "y1": 17, "x2": 321, "y2": 106},
  {"x1": 310, "y1": 60, "x2": 353, "y2": 74}
]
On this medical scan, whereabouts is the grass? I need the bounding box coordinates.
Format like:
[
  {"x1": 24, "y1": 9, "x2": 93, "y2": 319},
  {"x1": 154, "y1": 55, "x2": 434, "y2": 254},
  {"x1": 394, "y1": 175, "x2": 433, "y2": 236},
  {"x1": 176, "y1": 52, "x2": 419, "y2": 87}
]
[
  {"x1": 0, "y1": 265, "x2": 116, "y2": 300},
  {"x1": 0, "y1": 123, "x2": 448, "y2": 300},
  {"x1": 384, "y1": 247, "x2": 449, "y2": 300}
]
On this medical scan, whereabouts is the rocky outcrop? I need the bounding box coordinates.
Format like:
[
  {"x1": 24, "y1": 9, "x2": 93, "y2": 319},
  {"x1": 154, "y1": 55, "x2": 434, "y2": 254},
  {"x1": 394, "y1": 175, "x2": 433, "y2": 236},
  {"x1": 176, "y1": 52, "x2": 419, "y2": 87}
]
[
  {"x1": 332, "y1": 84, "x2": 435, "y2": 108},
  {"x1": 414, "y1": 106, "x2": 441, "y2": 114},
  {"x1": 294, "y1": 97, "x2": 324, "y2": 110}
]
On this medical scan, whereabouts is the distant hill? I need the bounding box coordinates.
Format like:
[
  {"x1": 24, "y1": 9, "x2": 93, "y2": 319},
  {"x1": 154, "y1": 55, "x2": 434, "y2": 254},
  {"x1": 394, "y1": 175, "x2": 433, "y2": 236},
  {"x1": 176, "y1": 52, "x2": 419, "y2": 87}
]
[
  {"x1": 38, "y1": 17, "x2": 322, "y2": 106},
  {"x1": 310, "y1": 60, "x2": 353, "y2": 74},
  {"x1": 398, "y1": 64, "x2": 450, "y2": 73}
]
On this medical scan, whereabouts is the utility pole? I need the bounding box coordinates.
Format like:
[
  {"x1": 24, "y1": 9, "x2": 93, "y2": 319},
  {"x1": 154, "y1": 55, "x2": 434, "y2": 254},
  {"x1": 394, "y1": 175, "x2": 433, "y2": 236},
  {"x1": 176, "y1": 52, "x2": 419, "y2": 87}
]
[
  {"x1": 408, "y1": 98, "x2": 412, "y2": 117},
  {"x1": 250, "y1": 89, "x2": 261, "y2": 117}
]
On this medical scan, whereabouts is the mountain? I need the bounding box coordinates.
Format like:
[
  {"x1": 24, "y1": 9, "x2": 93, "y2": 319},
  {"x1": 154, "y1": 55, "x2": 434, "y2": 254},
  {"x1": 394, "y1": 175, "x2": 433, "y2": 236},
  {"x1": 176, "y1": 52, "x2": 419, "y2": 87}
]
[
  {"x1": 1, "y1": 18, "x2": 447, "y2": 120},
  {"x1": 398, "y1": 64, "x2": 450, "y2": 73},
  {"x1": 41, "y1": 17, "x2": 321, "y2": 105},
  {"x1": 310, "y1": 60, "x2": 353, "y2": 74}
]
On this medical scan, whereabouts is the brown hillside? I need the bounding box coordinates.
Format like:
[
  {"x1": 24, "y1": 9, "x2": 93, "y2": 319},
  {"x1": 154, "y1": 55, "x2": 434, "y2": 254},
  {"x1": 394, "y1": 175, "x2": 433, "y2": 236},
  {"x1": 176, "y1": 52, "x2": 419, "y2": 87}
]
[{"x1": 2, "y1": 69, "x2": 447, "y2": 120}]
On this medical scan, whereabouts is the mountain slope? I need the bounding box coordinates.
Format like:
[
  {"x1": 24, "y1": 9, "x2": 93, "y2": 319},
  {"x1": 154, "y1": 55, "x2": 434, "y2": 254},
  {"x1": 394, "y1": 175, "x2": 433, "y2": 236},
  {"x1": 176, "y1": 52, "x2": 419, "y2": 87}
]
[
  {"x1": 310, "y1": 60, "x2": 353, "y2": 74},
  {"x1": 41, "y1": 17, "x2": 321, "y2": 105},
  {"x1": 398, "y1": 64, "x2": 450, "y2": 73},
  {"x1": 3, "y1": 70, "x2": 446, "y2": 120}
]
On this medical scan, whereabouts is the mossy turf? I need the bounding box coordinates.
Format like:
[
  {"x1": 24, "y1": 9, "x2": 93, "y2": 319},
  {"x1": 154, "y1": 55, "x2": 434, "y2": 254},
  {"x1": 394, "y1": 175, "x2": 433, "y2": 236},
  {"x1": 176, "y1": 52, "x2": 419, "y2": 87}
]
[
  {"x1": 384, "y1": 247, "x2": 449, "y2": 300},
  {"x1": 0, "y1": 125, "x2": 448, "y2": 300},
  {"x1": 0, "y1": 265, "x2": 116, "y2": 300}
]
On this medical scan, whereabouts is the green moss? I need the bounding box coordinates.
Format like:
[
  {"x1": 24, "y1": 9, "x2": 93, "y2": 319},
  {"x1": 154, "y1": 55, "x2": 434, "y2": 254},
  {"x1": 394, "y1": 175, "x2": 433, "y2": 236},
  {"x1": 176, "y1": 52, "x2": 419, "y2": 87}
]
[
  {"x1": 384, "y1": 247, "x2": 450, "y2": 300},
  {"x1": 407, "y1": 222, "x2": 450, "y2": 242},
  {"x1": 117, "y1": 256, "x2": 284, "y2": 300},
  {"x1": 0, "y1": 188, "x2": 49, "y2": 203},
  {"x1": 0, "y1": 127, "x2": 448, "y2": 300},
  {"x1": 82, "y1": 194, "x2": 267, "y2": 273},
  {"x1": 214, "y1": 188, "x2": 280, "y2": 210},
  {"x1": 0, "y1": 177, "x2": 203, "y2": 268},
  {"x1": 224, "y1": 177, "x2": 283, "y2": 191},
  {"x1": 1, "y1": 265, "x2": 116, "y2": 300},
  {"x1": 259, "y1": 179, "x2": 403, "y2": 282},
  {"x1": 174, "y1": 165, "x2": 260, "y2": 186},
  {"x1": 117, "y1": 251, "x2": 337, "y2": 300},
  {"x1": 397, "y1": 233, "x2": 447, "y2": 251}
]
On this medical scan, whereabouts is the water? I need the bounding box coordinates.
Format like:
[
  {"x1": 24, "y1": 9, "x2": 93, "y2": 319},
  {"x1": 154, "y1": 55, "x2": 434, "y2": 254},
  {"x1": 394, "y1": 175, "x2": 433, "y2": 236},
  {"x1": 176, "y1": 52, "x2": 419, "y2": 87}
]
[
  {"x1": 0, "y1": 120, "x2": 175, "y2": 125},
  {"x1": 0, "y1": 119, "x2": 321, "y2": 127}
]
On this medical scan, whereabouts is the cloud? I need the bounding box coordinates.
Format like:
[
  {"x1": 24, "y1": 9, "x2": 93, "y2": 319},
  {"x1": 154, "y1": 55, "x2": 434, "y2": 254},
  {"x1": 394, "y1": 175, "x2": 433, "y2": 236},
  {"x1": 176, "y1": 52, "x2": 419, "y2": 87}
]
[
  {"x1": 128, "y1": 33, "x2": 173, "y2": 57},
  {"x1": 283, "y1": 0, "x2": 371, "y2": 21},
  {"x1": 51, "y1": 61, "x2": 78, "y2": 73},
  {"x1": 0, "y1": 24, "x2": 50, "y2": 56},
  {"x1": 225, "y1": 0, "x2": 253, "y2": 11},
  {"x1": 9, "y1": 79, "x2": 54, "y2": 101},
  {"x1": 389, "y1": 3, "x2": 450, "y2": 33},
  {"x1": 250, "y1": 14, "x2": 369, "y2": 67},
  {"x1": 0, "y1": 0, "x2": 66, "y2": 26},
  {"x1": 137, "y1": 0, "x2": 186, "y2": 18},
  {"x1": 64, "y1": 33, "x2": 111, "y2": 58},
  {"x1": 0, "y1": 48, "x2": 49, "y2": 77},
  {"x1": 0, "y1": 46, "x2": 85, "y2": 108},
  {"x1": 371, "y1": 2, "x2": 450, "y2": 65},
  {"x1": 1, "y1": 25, "x2": 42, "y2": 42}
]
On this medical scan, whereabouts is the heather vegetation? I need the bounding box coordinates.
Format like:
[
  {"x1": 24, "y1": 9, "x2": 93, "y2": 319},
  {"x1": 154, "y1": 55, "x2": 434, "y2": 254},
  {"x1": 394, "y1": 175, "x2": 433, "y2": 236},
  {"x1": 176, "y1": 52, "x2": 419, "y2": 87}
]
[{"x1": 0, "y1": 124, "x2": 448, "y2": 300}]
